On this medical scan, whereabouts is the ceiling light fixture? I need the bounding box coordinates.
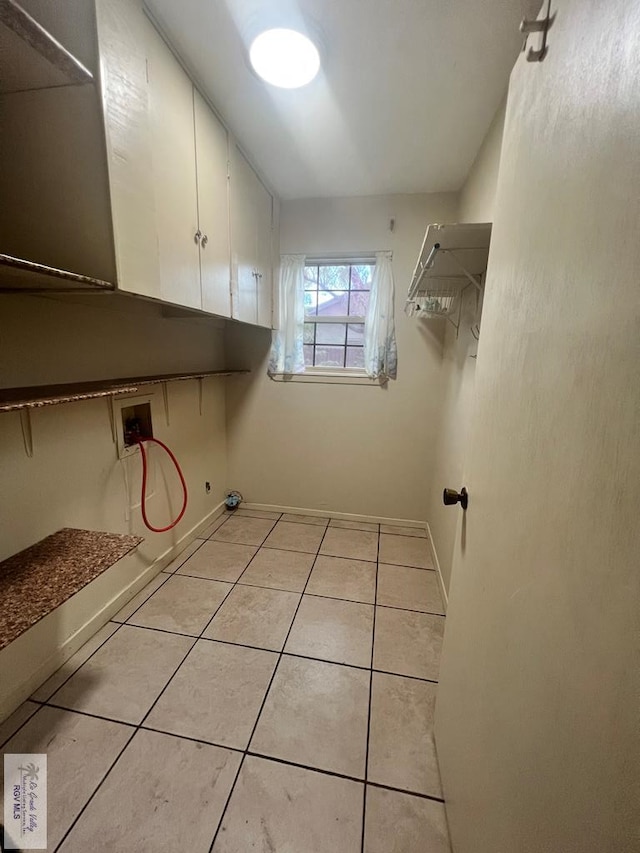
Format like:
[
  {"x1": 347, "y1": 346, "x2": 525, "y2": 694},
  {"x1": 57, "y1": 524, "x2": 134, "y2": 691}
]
[{"x1": 249, "y1": 28, "x2": 320, "y2": 89}]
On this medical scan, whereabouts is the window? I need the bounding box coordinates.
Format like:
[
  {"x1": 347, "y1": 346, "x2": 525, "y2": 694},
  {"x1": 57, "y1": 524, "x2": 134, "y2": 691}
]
[{"x1": 303, "y1": 260, "x2": 374, "y2": 370}]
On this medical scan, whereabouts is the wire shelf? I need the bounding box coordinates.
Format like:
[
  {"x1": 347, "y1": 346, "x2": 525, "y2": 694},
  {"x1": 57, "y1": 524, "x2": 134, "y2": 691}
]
[
  {"x1": 405, "y1": 285, "x2": 462, "y2": 318},
  {"x1": 406, "y1": 222, "x2": 491, "y2": 332}
]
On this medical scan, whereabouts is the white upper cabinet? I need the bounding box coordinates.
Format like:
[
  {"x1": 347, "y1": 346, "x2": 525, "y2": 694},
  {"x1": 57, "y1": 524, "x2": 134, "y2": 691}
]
[
  {"x1": 144, "y1": 16, "x2": 201, "y2": 310},
  {"x1": 193, "y1": 90, "x2": 231, "y2": 317},
  {"x1": 230, "y1": 143, "x2": 259, "y2": 324},
  {"x1": 95, "y1": 0, "x2": 160, "y2": 298},
  {"x1": 141, "y1": 15, "x2": 232, "y2": 315},
  {"x1": 230, "y1": 142, "x2": 274, "y2": 327},
  {"x1": 256, "y1": 179, "x2": 274, "y2": 328},
  {"x1": 1, "y1": 0, "x2": 273, "y2": 322}
]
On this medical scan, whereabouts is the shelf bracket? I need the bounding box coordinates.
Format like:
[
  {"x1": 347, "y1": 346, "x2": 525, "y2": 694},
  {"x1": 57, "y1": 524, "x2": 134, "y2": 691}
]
[
  {"x1": 440, "y1": 249, "x2": 483, "y2": 291},
  {"x1": 162, "y1": 382, "x2": 170, "y2": 427},
  {"x1": 107, "y1": 398, "x2": 117, "y2": 443},
  {"x1": 19, "y1": 408, "x2": 33, "y2": 458}
]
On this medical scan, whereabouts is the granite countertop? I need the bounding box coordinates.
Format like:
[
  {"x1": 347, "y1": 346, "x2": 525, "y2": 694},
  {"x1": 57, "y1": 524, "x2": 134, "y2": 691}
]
[{"x1": 0, "y1": 528, "x2": 143, "y2": 651}]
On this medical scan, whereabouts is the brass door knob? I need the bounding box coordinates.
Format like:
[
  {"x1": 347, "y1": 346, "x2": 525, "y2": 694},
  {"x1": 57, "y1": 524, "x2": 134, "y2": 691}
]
[{"x1": 443, "y1": 487, "x2": 468, "y2": 510}]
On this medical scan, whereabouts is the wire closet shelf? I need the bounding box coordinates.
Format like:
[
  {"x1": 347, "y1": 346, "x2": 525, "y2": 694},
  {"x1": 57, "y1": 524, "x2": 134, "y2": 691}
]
[{"x1": 405, "y1": 222, "x2": 492, "y2": 330}]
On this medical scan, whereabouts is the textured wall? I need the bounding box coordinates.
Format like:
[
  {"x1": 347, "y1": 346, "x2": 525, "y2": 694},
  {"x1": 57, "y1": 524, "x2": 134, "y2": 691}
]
[{"x1": 427, "y1": 96, "x2": 506, "y2": 591}]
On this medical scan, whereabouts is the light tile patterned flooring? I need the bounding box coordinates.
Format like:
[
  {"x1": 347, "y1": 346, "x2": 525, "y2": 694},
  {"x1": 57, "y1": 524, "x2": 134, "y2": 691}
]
[{"x1": 1, "y1": 509, "x2": 450, "y2": 853}]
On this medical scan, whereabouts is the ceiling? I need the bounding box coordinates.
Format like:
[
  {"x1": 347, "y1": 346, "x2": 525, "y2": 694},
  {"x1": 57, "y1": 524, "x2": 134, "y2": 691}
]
[{"x1": 145, "y1": 0, "x2": 532, "y2": 200}]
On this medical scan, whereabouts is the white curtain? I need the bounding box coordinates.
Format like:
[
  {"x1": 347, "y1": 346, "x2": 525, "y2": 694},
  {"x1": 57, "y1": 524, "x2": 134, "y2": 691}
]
[
  {"x1": 268, "y1": 254, "x2": 306, "y2": 375},
  {"x1": 364, "y1": 251, "x2": 397, "y2": 380}
]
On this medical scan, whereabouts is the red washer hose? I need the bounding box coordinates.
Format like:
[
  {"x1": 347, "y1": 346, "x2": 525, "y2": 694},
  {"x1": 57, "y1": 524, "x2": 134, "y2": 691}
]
[{"x1": 135, "y1": 438, "x2": 188, "y2": 532}]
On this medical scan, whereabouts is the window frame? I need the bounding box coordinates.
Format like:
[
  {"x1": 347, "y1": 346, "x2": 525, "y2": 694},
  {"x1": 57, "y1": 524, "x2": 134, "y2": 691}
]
[{"x1": 302, "y1": 257, "x2": 374, "y2": 375}]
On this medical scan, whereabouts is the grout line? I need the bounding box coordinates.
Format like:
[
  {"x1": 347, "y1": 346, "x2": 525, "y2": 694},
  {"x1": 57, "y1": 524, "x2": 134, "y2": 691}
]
[
  {"x1": 376, "y1": 602, "x2": 446, "y2": 617},
  {"x1": 361, "y1": 526, "x2": 380, "y2": 852},
  {"x1": 379, "y1": 561, "x2": 438, "y2": 572},
  {"x1": 198, "y1": 635, "x2": 290, "y2": 654},
  {"x1": 207, "y1": 521, "x2": 332, "y2": 853},
  {"x1": 243, "y1": 751, "x2": 445, "y2": 803},
  {"x1": 32, "y1": 622, "x2": 126, "y2": 706},
  {"x1": 278, "y1": 517, "x2": 330, "y2": 528},
  {"x1": 222, "y1": 510, "x2": 283, "y2": 523},
  {"x1": 0, "y1": 702, "x2": 42, "y2": 750},
  {"x1": 209, "y1": 517, "x2": 278, "y2": 549},
  {"x1": 302, "y1": 590, "x2": 375, "y2": 606},
  {"x1": 260, "y1": 544, "x2": 325, "y2": 556},
  {"x1": 170, "y1": 528, "x2": 224, "y2": 565},
  {"x1": 110, "y1": 621, "x2": 202, "y2": 640},
  {"x1": 279, "y1": 650, "x2": 369, "y2": 673},
  {"x1": 53, "y1": 726, "x2": 138, "y2": 852},
  {"x1": 40, "y1": 702, "x2": 137, "y2": 729},
  {"x1": 110, "y1": 565, "x2": 180, "y2": 623},
  {"x1": 369, "y1": 668, "x2": 438, "y2": 685},
  {"x1": 139, "y1": 723, "x2": 245, "y2": 754},
  {"x1": 138, "y1": 609, "x2": 231, "y2": 729},
  {"x1": 365, "y1": 779, "x2": 445, "y2": 804},
  {"x1": 233, "y1": 578, "x2": 312, "y2": 594},
  {"x1": 172, "y1": 569, "x2": 256, "y2": 584}
]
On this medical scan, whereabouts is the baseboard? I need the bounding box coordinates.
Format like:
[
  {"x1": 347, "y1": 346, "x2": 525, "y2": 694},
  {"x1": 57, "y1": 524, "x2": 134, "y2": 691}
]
[
  {"x1": 243, "y1": 502, "x2": 428, "y2": 530},
  {"x1": 426, "y1": 521, "x2": 448, "y2": 613},
  {"x1": 0, "y1": 500, "x2": 227, "y2": 723}
]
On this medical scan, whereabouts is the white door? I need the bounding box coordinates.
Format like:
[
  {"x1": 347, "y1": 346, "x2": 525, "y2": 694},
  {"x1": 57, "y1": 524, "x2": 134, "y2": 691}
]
[
  {"x1": 145, "y1": 18, "x2": 200, "y2": 310},
  {"x1": 193, "y1": 89, "x2": 231, "y2": 317},
  {"x1": 435, "y1": 3, "x2": 640, "y2": 852},
  {"x1": 229, "y1": 143, "x2": 258, "y2": 324}
]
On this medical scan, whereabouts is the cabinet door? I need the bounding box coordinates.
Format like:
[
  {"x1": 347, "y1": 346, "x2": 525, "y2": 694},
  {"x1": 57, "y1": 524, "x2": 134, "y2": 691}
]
[
  {"x1": 96, "y1": 0, "x2": 159, "y2": 297},
  {"x1": 255, "y1": 176, "x2": 274, "y2": 328},
  {"x1": 193, "y1": 90, "x2": 231, "y2": 317},
  {"x1": 229, "y1": 143, "x2": 258, "y2": 324},
  {"x1": 145, "y1": 19, "x2": 200, "y2": 309}
]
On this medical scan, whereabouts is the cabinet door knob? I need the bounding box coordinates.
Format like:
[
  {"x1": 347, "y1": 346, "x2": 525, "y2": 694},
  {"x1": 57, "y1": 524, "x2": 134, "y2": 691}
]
[
  {"x1": 194, "y1": 229, "x2": 202, "y2": 244},
  {"x1": 443, "y1": 487, "x2": 468, "y2": 510},
  {"x1": 201, "y1": 234, "x2": 208, "y2": 248}
]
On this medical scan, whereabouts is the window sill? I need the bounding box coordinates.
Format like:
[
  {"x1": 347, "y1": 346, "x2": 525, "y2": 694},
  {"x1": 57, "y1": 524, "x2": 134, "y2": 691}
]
[{"x1": 269, "y1": 369, "x2": 387, "y2": 387}]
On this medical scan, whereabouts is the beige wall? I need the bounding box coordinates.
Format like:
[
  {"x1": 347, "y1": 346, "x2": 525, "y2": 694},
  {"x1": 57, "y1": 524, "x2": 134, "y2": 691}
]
[
  {"x1": 225, "y1": 193, "x2": 458, "y2": 521},
  {"x1": 0, "y1": 293, "x2": 229, "y2": 563},
  {"x1": 427, "y1": 96, "x2": 506, "y2": 591}
]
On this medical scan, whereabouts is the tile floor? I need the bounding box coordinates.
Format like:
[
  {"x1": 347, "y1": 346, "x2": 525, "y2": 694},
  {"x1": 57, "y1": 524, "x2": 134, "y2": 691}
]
[{"x1": 1, "y1": 509, "x2": 450, "y2": 853}]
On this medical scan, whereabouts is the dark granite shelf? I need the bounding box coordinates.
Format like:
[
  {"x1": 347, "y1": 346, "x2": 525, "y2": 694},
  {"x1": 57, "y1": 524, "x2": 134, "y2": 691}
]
[
  {"x1": 0, "y1": 254, "x2": 114, "y2": 293},
  {"x1": 0, "y1": 0, "x2": 93, "y2": 95},
  {"x1": 0, "y1": 528, "x2": 143, "y2": 651},
  {"x1": 0, "y1": 370, "x2": 250, "y2": 413}
]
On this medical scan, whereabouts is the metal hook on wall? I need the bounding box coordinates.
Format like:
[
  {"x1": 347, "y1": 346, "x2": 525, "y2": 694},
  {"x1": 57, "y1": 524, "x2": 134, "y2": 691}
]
[{"x1": 520, "y1": 0, "x2": 555, "y2": 62}]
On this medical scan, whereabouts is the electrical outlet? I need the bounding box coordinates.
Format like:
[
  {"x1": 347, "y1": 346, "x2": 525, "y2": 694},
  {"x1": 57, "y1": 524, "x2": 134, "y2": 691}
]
[{"x1": 205, "y1": 481, "x2": 211, "y2": 494}]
